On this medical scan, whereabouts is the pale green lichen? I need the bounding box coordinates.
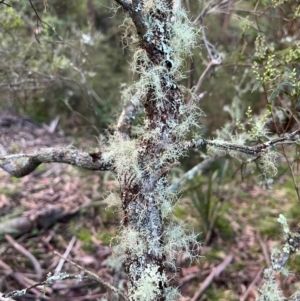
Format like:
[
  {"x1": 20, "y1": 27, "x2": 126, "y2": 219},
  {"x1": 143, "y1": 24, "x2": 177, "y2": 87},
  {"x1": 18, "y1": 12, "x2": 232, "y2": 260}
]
[
  {"x1": 132, "y1": 265, "x2": 167, "y2": 301},
  {"x1": 259, "y1": 151, "x2": 279, "y2": 176},
  {"x1": 146, "y1": 178, "x2": 178, "y2": 219},
  {"x1": 118, "y1": 227, "x2": 147, "y2": 257},
  {"x1": 164, "y1": 287, "x2": 181, "y2": 301},
  {"x1": 164, "y1": 222, "x2": 201, "y2": 268},
  {"x1": 104, "y1": 137, "x2": 142, "y2": 179},
  {"x1": 103, "y1": 192, "x2": 121, "y2": 208},
  {"x1": 110, "y1": 3, "x2": 201, "y2": 301},
  {"x1": 256, "y1": 268, "x2": 285, "y2": 301},
  {"x1": 278, "y1": 214, "x2": 290, "y2": 235}
]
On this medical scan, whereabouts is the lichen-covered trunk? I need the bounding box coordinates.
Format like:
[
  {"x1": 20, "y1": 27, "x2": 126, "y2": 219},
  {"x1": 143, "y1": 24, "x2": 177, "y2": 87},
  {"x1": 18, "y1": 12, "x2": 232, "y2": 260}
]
[{"x1": 116, "y1": 1, "x2": 196, "y2": 300}]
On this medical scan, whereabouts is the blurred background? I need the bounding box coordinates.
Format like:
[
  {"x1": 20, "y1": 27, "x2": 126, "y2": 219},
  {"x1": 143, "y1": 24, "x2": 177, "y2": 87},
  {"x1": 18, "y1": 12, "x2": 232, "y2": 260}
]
[{"x1": 0, "y1": 0, "x2": 300, "y2": 300}]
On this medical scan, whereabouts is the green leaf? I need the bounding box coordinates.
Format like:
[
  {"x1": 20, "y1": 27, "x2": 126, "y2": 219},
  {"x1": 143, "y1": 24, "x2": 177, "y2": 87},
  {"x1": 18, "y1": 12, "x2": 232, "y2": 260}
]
[
  {"x1": 266, "y1": 104, "x2": 272, "y2": 112},
  {"x1": 251, "y1": 82, "x2": 261, "y2": 93},
  {"x1": 269, "y1": 88, "x2": 280, "y2": 102}
]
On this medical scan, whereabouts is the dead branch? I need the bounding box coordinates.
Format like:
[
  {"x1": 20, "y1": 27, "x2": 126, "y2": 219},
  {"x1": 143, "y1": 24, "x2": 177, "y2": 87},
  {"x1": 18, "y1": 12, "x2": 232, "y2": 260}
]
[
  {"x1": 54, "y1": 236, "x2": 77, "y2": 276},
  {"x1": 5, "y1": 234, "x2": 42, "y2": 280},
  {"x1": 240, "y1": 267, "x2": 263, "y2": 301},
  {"x1": 0, "y1": 188, "x2": 92, "y2": 239},
  {"x1": 190, "y1": 253, "x2": 233, "y2": 301},
  {"x1": 0, "y1": 147, "x2": 113, "y2": 177},
  {"x1": 192, "y1": 56, "x2": 222, "y2": 96},
  {"x1": 168, "y1": 156, "x2": 223, "y2": 192}
]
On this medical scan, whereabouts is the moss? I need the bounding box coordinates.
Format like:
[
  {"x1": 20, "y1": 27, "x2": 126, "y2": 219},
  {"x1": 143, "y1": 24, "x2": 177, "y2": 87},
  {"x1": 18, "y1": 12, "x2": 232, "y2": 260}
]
[
  {"x1": 96, "y1": 231, "x2": 114, "y2": 246},
  {"x1": 76, "y1": 227, "x2": 92, "y2": 243}
]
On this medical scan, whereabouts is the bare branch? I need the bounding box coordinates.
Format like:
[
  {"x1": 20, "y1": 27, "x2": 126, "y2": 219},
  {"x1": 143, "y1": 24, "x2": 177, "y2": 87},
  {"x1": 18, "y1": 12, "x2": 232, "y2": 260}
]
[
  {"x1": 0, "y1": 147, "x2": 113, "y2": 177},
  {"x1": 54, "y1": 251, "x2": 128, "y2": 300},
  {"x1": 188, "y1": 5, "x2": 223, "y2": 101},
  {"x1": 193, "y1": 0, "x2": 230, "y2": 25},
  {"x1": 190, "y1": 253, "x2": 233, "y2": 301},
  {"x1": 28, "y1": 0, "x2": 62, "y2": 42},
  {"x1": 3, "y1": 272, "x2": 88, "y2": 299},
  {"x1": 192, "y1": 56, "x2": 222, "y2": 96},
  {"x1": 192, "y1": 26, "x2": 222, "y2": 96},
  {"x1": 186, "y1": 129, "x2": 300, "y2": 155},
  {"x1": 54, "y1": 236, "x2": 77, "y2": 276},
  {"x1": 0, "y1": 0, "x2": 11, "y2": 7},
  {"x1": 168, "y1": 156, "x2": 223, "y2": 192},
  {"x1": 192, "y1": 0, "x2": 214, "y2": 25},
  {"x1": 114, "y1": 0, "x2": 132, "y2": 11},
  {"x1": 5, "y1": 234, "x2": 42, "y2": 280}
]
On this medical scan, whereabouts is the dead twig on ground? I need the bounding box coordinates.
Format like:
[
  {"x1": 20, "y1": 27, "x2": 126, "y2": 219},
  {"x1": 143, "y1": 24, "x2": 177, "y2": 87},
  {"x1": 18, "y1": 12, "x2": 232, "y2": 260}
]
[
  {"x1": 190, "y1": 253, "x2": 233, "y2": 301},
  {"x1": 240, "y1": 267, "x2": 263, "y2": 301},
  {"x1": 5, "y1": 234, "x2": 42, "y2": 280},
  {"x1": 54, "y1": 236, "x2": 77, "y2": 276}
]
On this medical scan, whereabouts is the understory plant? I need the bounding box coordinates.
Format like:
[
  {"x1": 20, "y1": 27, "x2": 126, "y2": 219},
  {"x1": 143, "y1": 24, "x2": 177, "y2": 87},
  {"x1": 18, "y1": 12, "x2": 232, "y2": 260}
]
[{"x1": 1, "y1": 0, "x2": 300, "y2": 300}]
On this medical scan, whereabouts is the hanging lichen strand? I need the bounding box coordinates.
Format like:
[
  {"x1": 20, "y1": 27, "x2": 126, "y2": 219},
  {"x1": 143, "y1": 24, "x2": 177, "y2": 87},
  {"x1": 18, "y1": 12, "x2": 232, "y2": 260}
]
[{"x1": 113, "y1": 1, "x2": 199, "y2": 300}]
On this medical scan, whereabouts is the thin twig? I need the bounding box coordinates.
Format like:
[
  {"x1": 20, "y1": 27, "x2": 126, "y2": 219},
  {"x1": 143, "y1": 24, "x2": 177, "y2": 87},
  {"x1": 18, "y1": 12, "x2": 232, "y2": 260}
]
[
  {"x1": 4, "y1": 272, "x2": 87, "y2": 298},
  {"x1": 0, "y1": 0, "x2": 11, "y2": 7},
  {"x1": 168, "y1": 156, "x2": 222, "y2": 192},
  {"x1": 281, "y1": 144, "x2": 300, "y2": 201},
  {"x1": 54, "y1": 236, "x2": 77, "y2": 276},
  {"x1": 5, "y1": 234, "x2": 42, "y2": 280},
  {"x1": 188, "y1": 4, "x2": 223, "y2": 102},
  {"x1": 53, "y1": 251, "x2": 128, "y2": 300},
  {"x1": 190, "y1": 253, "x2": 233, "y2": 301},
  {"x1": 187, "y1": 128, "x2": 300, "y2": 155},
  {"x1": 256, "y1": 232, "x2": 271, "y2": 267},
  {"x1": 240, "y1": 267, "x2": 263, "y2": 301},
  {"x1": 28, "y1": 0, "x2": 62, "y2": 42},
  {"x1": 192, "y1": 56, "x2": 222, "y2": 96}
]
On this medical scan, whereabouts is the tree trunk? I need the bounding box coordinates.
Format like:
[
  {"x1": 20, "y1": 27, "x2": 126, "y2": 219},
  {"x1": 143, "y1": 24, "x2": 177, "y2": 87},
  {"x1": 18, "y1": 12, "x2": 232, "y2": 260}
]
[{"x1": 117, "y1": 1, "x2": 194, "y2": 300}]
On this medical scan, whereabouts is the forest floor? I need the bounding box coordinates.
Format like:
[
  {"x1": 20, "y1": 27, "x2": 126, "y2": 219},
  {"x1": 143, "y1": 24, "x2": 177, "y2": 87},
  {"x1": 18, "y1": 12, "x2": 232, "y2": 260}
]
[{"x1": 1, "y1": 112, "x2": 300, "y2": 301}]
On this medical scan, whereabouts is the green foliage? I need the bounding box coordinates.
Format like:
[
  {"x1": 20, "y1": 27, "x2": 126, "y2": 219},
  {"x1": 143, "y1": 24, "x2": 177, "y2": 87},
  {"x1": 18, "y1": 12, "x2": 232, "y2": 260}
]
[
  {"x1": 0, "y1": 0, "x2": 130, "y2": 133},
  {"x1": 181, "y1": 158, "x2": 229, "y2": 240},
  {"x1": 1, "y1": 6, "x2": 24, "y2": 29}
]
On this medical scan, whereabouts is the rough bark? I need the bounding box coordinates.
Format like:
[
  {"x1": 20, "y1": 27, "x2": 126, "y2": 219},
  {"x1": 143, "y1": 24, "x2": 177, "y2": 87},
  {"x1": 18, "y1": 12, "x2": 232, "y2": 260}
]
[{"x1": 116, "y1": 1, "x2": 185, "y2": 299}]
